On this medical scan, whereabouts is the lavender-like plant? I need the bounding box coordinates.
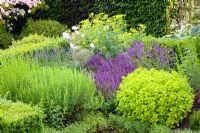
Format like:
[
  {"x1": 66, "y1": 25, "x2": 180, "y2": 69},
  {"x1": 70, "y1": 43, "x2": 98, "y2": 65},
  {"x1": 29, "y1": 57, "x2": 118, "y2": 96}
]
[{"x1": 85, "y1": 41, "x2": 175, "y2": 97}]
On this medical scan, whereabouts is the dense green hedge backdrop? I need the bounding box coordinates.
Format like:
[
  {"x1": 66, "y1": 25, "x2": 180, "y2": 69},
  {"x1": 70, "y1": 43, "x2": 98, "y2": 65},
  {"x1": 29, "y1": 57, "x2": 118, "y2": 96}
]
[{"x1": 33, "y1": 0, "x2": 171, "y2": 37}]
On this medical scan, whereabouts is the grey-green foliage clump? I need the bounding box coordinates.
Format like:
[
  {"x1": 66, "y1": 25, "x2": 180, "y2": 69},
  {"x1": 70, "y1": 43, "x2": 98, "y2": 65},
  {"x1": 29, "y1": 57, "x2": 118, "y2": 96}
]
[
  {"x1": 174, "y1": 129, "x2": 200, "y2": 133},
  {"x1": 192, "y1": 6, "x2": 200, "y2": 25},
  {"x1": 190, "y1": 110, "x2": 200, "y2": 131},
  {"x1": 43, "y1": 112, "x2": 108, "y2": 133},
  {"x1": 150, "y1": 125, "x2": 171, "y2": 133},
  {"x1": 108, "y1": 114, "x2": 150, "y2": 133},
  {"x1": 20, "y1": 19, "x2": 68, "y2": 38},
  {"x1": 63, "y1": 112, "x2": 108, "y2": 133}
]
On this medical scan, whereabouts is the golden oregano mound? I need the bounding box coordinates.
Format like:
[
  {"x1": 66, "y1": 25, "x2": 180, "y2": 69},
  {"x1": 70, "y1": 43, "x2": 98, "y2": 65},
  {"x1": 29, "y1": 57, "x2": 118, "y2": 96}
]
[{"x1": 115, "y1": 68, "x2": 194, "y2": 128}]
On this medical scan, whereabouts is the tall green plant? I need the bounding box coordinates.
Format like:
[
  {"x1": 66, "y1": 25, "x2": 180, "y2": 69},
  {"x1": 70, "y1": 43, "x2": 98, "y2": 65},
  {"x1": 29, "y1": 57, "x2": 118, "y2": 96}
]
[
  {"x1": 0, "y1": 56, "x2": 103, "y2": 128},
  {"x1": 0, "y1": 56, "x2": 38, "y2": 101},
  {"x1": 177, "y1": 44, "x2": 200, "y2": 93}
]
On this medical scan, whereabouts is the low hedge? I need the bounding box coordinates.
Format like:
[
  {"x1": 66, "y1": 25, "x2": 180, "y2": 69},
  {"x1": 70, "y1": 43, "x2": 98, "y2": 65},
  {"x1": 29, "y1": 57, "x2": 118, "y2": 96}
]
[
  {"x1": 0, "y1": 35, "x2": 67, "y2": 58},
  {"x1": 141, "y1": 36, "x2": 198, "y2": 51},
  {"x1": 0, "y1": 99, "x2": 43, "y2": 133}
]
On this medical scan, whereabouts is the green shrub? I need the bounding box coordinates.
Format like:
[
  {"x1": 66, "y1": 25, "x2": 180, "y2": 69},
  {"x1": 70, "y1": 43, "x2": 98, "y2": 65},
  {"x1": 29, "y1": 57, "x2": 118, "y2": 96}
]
[
  {"x1": 72, "y1": 48, "x2": 93, "y2": 67},
  {"x1": 64, "y1": 112, "x2": 108, "y2": 133},
  {"x1": 107, "y1": 1, "x2": 171, "y2": 37},
  {"x1": 0, "y1": 36, "x2": 66, "y2": 58},
  {"x1": 190, "y1": 110, "x2": 200, "y2": 130},
  {"x1": 70, "y1": 13, "x2": 145, "y2": 57},
  {"x1": 13, "y1": 34, "x2": 49, "y2": 46},
  {"x1": 0, "y1": 57, "x2": 103, "y2": 128},
  {"x1": 115, "y1": 68, "x2": 194, "y2": 128},
  {"x1": 43, "y1": 127, "x2": 62, "y2": 133},
  {"x1": 0, "y1": 25, "x2": 14, "y2": 49},
  {"x1": 0, "y1": 57, "x2": 38, "y2": 102},
  {"x1": 77, "y1": 13, "x2": 128, "y2": 57},
  {"x1": 108, "y1": 114, "x2": 150, "y2": 133},
  {"x1": 18, "y1": 67, "x2": 102, "y2": 108},
  {"x1": 20, "y1": 19, "x2": 68, "y2": 38},
  {"x1": 150, "y1": 125, "x2": 171, "y2": 133},
  {"x1": 0, "y1": 99, "x2": 43, "y2": 133},
  {"x1": 140, "y1": 36, "x2": 198, "y2": 54},
  {"x1": 177, "y1": 44, "x2": 200, "y2": 93},
  {"x1": 174, "y1": 129, "x2": 199, "y2": 133}
]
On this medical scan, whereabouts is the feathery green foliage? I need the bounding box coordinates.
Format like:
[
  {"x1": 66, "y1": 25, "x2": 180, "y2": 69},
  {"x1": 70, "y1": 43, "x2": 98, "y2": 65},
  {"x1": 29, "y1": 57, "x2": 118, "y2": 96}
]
[
  {"x1": 174, "y1": 129, "x2": 199, "y2": 133},
  {"x1": 0, "y1": 56, "x2": 39, "y2": 101},
  {"x1": 150, "y1": 125, "x2": 171, "y2": 133},
  {"x1": 109, "y1": 114, "x2": 150, "y2": 133},
  {"x1": 177, "y1": 44, "x2": 200, "y2": 93},
  {"x1": 189, "y1": 110, "x2": 200, "y2": 131},
  {"x1": 0, "y1": 56, "x2": 103, "y2": 128}
]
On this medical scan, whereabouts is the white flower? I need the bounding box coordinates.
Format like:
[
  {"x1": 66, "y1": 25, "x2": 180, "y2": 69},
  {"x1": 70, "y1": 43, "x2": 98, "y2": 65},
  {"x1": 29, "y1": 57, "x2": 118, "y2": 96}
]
[
  {"x1": 81, "y1": 33, "x2": 85, "y2": 38},
  {"x1": 75, "y1": 31, "x2": 80, "y2": 35},
  {"x1": 90, "y1": 43, "x2": 95, "y2": 48},
  {"x1": 72, "y1": 26, "x2": 78, "y2": 31},
  {"x1": 62, "y1": 32, "x2": 71, "y2": 41},
  {"x1": 70, "y1": 43, "x2": 77, "y2": 50},
  {"x1": 28, "y1": 9, "x2": 31, "y2": 13}
]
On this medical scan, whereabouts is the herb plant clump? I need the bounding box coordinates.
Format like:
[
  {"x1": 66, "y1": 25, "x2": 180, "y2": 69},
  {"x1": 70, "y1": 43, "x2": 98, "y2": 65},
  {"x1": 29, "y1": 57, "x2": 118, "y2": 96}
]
[
  {"x1": 0, "y1": 57, "x2": 103, "y2": 128},
  {"x1": 85, "y1": 41, "x2": 174, "y2": 97},
  {"x1": 115, "y1": 68, "x2": 194, "y2": 128}
]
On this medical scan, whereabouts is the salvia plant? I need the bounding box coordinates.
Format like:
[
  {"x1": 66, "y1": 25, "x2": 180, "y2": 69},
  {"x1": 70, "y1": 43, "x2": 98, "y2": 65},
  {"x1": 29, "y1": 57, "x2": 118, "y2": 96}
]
[{"x1": 85, "y1": 40, "x2": 175, "y2": 97}]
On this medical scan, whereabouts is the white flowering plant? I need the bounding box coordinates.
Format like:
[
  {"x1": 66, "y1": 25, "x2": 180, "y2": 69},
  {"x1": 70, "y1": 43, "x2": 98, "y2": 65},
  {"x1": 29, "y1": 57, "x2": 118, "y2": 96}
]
[
  {"x1": 62, "y1": 26, "x2": 91, "y2": 50},
  {"x1": 62, "y1": 26, "x2": 94, "y2": 67}
]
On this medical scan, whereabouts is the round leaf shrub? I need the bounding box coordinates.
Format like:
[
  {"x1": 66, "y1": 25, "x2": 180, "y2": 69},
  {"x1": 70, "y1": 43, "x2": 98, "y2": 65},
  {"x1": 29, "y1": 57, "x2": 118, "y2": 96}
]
[
  {"x1": 0, "y1": 25, "x2": 13, "y2": 49},
  {"x1": 20, "y1": 19, "x2": 68, "y2": 38},
  {"x1": 115, "y1": 68, "x2": 194, "y2": 128}
]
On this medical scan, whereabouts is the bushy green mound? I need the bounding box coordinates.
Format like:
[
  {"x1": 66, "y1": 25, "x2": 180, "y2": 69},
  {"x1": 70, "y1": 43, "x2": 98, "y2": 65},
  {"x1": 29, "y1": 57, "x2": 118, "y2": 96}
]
[
  {"x1": 115, "y1": 68, "x2": 194, "y2": 128},
  {"x1": 13, "y1": 34, "x2": 49, "y2": 46},
  {"x1": 0, "y1": 36, "x2": 66, "y2": 58},
  {"x1": 20, "y1": 19, "x2": 68, "y2": 38},
  {"x1": 63, "y1": 112, "x2": 107, "y2": 133},
  {"x1": 0, "y1": 25, "x2": 13, "y2": 49},
  {"x1": 0, "y1": 99, "x2": 43, "y2": 133}
]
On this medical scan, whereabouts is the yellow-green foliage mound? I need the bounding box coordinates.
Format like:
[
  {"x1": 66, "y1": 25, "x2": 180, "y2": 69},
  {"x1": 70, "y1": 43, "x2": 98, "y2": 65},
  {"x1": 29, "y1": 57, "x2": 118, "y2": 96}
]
[
  {"x1": 0, "y1": 99, "x2": 43, "y2": 132},
  {"x1": 115, "y1": 68, "x2": 194, "y2": 128}
]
